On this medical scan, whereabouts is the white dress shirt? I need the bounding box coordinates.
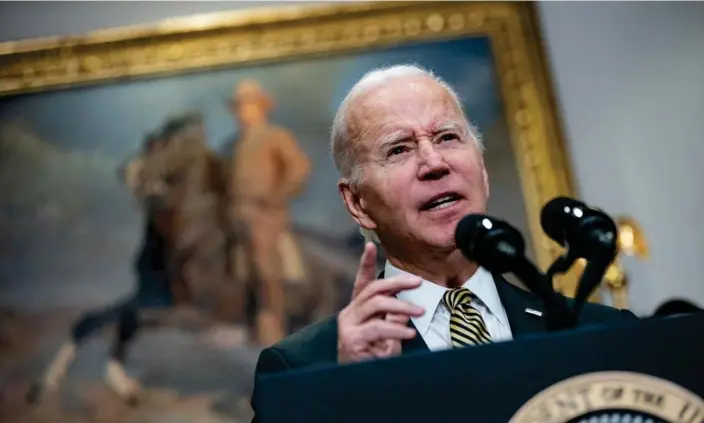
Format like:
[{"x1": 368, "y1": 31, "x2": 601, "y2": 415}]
[{"x1": 386, "y1": 261, "x2": 513, "y2": 351}]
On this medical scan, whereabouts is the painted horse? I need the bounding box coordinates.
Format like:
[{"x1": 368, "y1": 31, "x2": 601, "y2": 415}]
[
  {"x1": 27, "y1": 112, "x2": 351, "y2": 405},
  {"x1": 27, "y1": 113, "x2": 248, "y2": 404}
]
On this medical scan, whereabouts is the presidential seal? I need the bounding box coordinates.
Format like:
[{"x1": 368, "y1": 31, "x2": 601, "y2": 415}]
[{"x1": 509, "y1": 371, "x2": 704, "y2": 423}]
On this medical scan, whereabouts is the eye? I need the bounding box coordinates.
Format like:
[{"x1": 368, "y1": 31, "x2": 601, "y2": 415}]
[
  {"x1": 388, "y1": 145, "x2": 409, "y2": 157},
  {"x1": 438, "y1": 133, "x2": 459, "y2": 143}
]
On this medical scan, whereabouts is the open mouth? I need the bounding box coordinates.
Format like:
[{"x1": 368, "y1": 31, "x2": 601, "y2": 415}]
[{"x1": 420, "y1": 192, "x2": 464, "y2": 211}]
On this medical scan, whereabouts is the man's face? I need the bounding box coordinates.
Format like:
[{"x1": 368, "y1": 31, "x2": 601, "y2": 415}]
[
  {"x1": 340, "y1": 76, "x2": 489, "y2": 252},
  {"x1": 234, "y1": 100, "x2": 267, "y2": 127}
]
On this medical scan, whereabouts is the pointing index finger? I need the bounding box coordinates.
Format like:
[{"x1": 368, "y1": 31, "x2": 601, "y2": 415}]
[{"x1": 352, "y1": 242, "x2": 378, "y2": 299}]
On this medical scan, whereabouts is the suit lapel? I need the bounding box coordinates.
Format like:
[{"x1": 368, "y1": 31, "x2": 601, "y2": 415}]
[
  {"x1": 493, "y1": 273, "x2": 547, "y2": 338},
  {"x1": 396, "y1": 275, "x2": 548, "y2": 350},
  {"x1": 402, "y1": 319, "x2": 430, "y2": 354},
  {"x1": 376, "y1": 270, "x2": 550, "y2": 348},
  {"x1": 399, "y1": 275, "x2": 546, "y2": 351}
]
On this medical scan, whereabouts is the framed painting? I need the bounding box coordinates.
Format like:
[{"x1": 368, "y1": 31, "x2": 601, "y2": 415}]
[{"x1": 0, "y1": 2, "x2": 577, "y2": 422}]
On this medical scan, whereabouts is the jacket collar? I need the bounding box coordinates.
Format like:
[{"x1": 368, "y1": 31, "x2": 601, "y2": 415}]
[
  {"x1": 385, "y1": 261, "x2": 510, "y2": 337},
  {"x1": 402, "y1": 320, "x2": 430, "y2": 354},
  {"x1": 492, "y1": 273, "x2": 547, "y2": 338},
  {"x1": 377, "y1": 270, "x2": 548, "y2": 353}
]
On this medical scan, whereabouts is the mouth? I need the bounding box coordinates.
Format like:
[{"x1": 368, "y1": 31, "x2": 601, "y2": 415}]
[{"x1": 419, "y1": 192, "x2": 464, "y2": 212}]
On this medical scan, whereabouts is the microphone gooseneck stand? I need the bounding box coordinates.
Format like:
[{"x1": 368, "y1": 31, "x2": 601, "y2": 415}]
[
  {"x1": 454, "y1": 197, "x2": 620, "y2": 333},
  {"x1": 540, "y1": 197, "x2": 619, "y2": 328}
]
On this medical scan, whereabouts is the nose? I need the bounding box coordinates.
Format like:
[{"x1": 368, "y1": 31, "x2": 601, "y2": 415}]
[{"x1": 417, "y1": 142, "x2": 450, "y2": 181}]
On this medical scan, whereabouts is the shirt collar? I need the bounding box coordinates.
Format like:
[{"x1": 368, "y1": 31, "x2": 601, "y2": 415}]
[{"x1": 385, "y1": 260, "x2": 509, "y2": 335}]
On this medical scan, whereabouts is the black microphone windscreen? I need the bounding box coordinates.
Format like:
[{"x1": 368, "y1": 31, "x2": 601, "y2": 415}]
[
  {"x1": 455, "y1": 214, "x2": 485, "y2": 247},
  {"x1": 454, "y1": 213, "x2": 527, "y2": 274},
  {"x1": 540, "y1": 196, "x2": 582, "y2": 245}
]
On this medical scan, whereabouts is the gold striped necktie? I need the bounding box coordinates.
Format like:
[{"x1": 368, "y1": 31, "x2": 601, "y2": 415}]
[{"x1": 443, "y1": 288, "x2": 492, "y2": 347}]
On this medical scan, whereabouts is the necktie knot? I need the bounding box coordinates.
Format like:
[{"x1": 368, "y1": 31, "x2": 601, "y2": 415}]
[
  {"x1": 442, "y1": 288, "x2": 476, "y2": 311},
  {"x1": 443, "y1": 287, "x2": 492, "y2": 348}
]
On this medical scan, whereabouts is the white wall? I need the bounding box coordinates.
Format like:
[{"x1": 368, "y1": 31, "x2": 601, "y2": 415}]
[
  {"x1": 537, "y1": 1, "x2": 704, "y2": 315},
  {"x1": 1, "y1": 1, "x2": 702, "y2": 315}
]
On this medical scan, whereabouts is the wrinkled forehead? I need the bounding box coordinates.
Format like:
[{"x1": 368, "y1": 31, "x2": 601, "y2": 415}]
[{"x1": 348, "y1": 76, "x2": 465, "y2": 147}]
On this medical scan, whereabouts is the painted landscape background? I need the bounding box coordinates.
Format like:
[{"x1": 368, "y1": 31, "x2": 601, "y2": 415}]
[{"x1": 0, "y1": 35, "x2": 531, "y2": 423}]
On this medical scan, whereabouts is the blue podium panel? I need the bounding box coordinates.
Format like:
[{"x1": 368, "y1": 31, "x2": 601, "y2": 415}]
[{"x1": 254, "y1": 313, "x2": 704, "y2": 423}]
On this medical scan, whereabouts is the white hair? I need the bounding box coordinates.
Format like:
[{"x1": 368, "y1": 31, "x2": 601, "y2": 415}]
[{"x1": 329, "y1": 64, "x2": 484, "y2": 243}]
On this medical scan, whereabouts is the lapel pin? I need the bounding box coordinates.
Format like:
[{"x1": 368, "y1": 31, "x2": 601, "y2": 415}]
[{"x1": 525, "y1": 308, "x2": 543, "y2": 317}]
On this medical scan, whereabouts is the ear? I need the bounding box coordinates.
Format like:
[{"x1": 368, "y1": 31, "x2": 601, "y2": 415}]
[{"x1": 338, "y1": 178, "x2": 377, "y2": 231}]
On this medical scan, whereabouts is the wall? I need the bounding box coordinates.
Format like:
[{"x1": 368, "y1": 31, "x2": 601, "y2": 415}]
[
  {"x1": 1, "y1": 1, "x2": 702, "y2": 315},
  {"x1": 537, "y1": 1, "x2": 704, "y2": 315}
]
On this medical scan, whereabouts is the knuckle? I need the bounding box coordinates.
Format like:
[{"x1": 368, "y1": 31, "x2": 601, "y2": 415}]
[
  {"x1": 369, "y1": 320, "x2": 383, "y2": 331},
  {"x1": 369, "y1": 295, "x2": 384, "y2": 310}
]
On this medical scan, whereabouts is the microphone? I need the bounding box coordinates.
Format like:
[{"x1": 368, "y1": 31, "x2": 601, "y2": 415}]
[
  {"x1": 540, "y1": 197, "x2": 618, "y2": 261},
  {"x1": 540, "y1": 197, "x2": 619, "y2": 322},
  {"x1": 455, "y1": 214, "x2": 574, "y2": 330},
  {"x1": 454, "y1": 214, "x2": 525, "y2": 274}
]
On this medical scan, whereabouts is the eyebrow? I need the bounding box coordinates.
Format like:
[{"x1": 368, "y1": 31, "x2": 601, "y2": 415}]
[
  {"x1": 377, "y1": 130, "x2": 409, "y2": 151},
  {"x1": 375, "y1": 121, "x2": 469, "y2": 154},
  {"x1": 436, "y1": 121, "x2": 468, "y2": 136}
]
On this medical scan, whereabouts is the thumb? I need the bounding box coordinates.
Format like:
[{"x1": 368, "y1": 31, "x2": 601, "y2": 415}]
[{"x1": 352, "y1": 242, "x2": 378, "y2": 299}]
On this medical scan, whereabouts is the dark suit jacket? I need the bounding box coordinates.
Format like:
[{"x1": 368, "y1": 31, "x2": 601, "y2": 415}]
[{"x1": 250, "y1": 274, "x2": 638, "y2": 421}]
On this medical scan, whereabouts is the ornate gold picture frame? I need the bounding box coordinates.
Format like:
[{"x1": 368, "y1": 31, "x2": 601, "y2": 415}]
[
  {"x1": 0, "y1": 2, "x2": 586, "y2": 421},
  {"x1": 0, "y1": 1, "x2": 579, "y2": 294}
]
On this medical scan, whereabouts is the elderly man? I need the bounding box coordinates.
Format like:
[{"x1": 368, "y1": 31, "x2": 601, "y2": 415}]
[{"x1": 249, "y1": 64, "x2": 637, "y2": 417}]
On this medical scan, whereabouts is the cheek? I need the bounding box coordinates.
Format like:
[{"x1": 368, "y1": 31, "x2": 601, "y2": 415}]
[
  {"x1": 450, "y1": 151, "x2": 484, "y2": 183},
  {"x1": 380, "y1": 168, "x2": 419, "y2": 217},
  {"x1": 364, "y1": 168, "x2": 413, "y2": 215}
]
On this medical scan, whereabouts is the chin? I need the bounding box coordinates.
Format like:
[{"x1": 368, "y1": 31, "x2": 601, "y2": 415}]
[{"x1": 420, "y1": 227, "x2": 457, "y2": 251}]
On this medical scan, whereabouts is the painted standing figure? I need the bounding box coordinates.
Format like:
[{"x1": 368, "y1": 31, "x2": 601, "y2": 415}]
[{"x1": 227, "y1": 80, "x2": 311, "y2": 346}]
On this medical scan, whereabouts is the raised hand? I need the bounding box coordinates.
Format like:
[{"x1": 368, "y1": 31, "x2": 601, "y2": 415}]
[{"x1": 337, "y1": 242, "x2": 425, "y2": 363}]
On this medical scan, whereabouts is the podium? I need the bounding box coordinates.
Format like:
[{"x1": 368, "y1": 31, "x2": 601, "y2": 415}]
[{"x1": 254, "y1": 312, "x2": 704, "y2": 423}]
